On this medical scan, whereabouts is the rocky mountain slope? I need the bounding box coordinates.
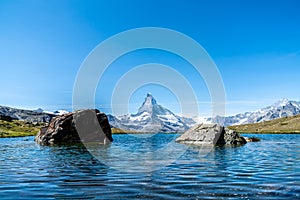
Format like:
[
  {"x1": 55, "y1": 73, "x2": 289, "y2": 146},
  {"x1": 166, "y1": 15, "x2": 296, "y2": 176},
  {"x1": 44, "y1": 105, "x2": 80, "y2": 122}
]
[
  {"x1": 108, "y1": 93, "x2": 194, "y2": 133},
  {"x1": 0, "y1": 106, "x2": 68, "y2": 123},
  {"x1": 203, "y1": 98, "x2": 300, "y2": 126},
  {"x1": 109, "y1": 97, "x2": 300, "y2": 132}
]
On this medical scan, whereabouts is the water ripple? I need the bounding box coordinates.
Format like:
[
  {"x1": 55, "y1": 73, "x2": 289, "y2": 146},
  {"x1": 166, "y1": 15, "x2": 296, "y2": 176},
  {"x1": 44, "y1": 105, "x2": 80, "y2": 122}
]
[{"x1": 0, "y1": 134, "x2": 299, "y2": 199}]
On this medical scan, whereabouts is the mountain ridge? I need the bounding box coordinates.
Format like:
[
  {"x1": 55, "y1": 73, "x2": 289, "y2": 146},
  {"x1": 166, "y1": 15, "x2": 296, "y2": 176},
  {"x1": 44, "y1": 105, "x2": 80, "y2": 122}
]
[
  {"x1": 0, "y1": 105, "x2": 69, "y2": 123},
  {"x1": 1, "y1": 97, "x2": 300, "y2": 132},
  {"x1": 203, "y1": 98, "x2": 300, "y2": 126}
]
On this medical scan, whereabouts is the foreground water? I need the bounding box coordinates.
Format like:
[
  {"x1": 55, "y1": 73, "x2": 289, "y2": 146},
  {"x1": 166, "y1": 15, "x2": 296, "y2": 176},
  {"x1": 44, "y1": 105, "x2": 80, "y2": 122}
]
[{"x1": 0, "y1": 134, "x2": 299, "y2": 199}]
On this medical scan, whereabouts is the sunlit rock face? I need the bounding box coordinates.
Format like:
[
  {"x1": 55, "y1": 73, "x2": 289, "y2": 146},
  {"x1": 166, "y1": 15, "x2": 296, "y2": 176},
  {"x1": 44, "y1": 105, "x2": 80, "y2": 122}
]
[{"x1": 176, "y1": 124, "x2": 246, "y2": 145}]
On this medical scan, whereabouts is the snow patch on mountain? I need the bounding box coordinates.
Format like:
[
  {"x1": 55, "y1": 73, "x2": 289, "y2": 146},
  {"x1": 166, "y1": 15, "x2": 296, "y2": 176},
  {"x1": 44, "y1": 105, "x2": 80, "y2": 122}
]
[{"x1": 40, "y1": 109, "x2": 69, "y2": 116}]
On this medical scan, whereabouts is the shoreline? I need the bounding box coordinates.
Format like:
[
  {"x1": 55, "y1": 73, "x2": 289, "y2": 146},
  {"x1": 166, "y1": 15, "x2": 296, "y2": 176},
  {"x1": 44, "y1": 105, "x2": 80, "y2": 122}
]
[
  {"x1": 1, "y1": 131, "x2": 300, "y2": 139},
  {"x1": 239, "y1": 131, "x2": 300, "y2": 134},
  {"x1": 2, "y1": 120, "x2": 300, "y2": 138}
]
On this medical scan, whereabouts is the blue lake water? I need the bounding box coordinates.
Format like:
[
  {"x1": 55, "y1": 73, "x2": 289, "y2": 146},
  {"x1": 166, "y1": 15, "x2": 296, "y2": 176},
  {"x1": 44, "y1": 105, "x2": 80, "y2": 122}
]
[{"x1": 0, "y1": 133, "x2": 299, "y2": 199}]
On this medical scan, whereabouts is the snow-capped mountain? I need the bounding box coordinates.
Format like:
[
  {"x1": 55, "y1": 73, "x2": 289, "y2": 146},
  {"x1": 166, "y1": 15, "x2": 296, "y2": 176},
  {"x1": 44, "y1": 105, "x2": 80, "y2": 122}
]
[
  {"x1": 0, "y1": 106, "x2": 55, "y2": 122},
  {"x1": 204, "y1": 98, "x2": 300, "y2": 126},
  {"x1": 108, "y1": 93, "x2": 193, "y2": 133},
  {"x1": 109, "y1": 97, "x2": 300, "y2": 131}
]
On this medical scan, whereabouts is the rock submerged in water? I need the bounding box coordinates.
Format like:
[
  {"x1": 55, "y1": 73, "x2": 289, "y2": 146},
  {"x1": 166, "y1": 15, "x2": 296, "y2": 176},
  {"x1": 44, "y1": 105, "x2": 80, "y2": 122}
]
[
  {"x1": 176, "y1": 124, "x2": 247, "y2": 145},
  {"x1": 35, "y1": 109, "x2": 113, "y2": 145}
]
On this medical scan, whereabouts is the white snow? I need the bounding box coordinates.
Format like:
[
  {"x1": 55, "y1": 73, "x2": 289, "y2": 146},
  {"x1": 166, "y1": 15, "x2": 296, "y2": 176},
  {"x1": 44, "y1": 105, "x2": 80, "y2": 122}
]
[
  {"x1": 54, "y1": 110, "x2": 69, "y2": 115},
  {"x1": 129, "y1": 112, "x2": 150, "y2": 121},
  {"x1": 157, "y1": 114, "x2": 178, "y2": 124},
  {"x1": 43, "y1": 109, "x2": 69, "y2": 115},
  {"x1": 193, "y1": 116, "x2": 212, "y2": 124}
]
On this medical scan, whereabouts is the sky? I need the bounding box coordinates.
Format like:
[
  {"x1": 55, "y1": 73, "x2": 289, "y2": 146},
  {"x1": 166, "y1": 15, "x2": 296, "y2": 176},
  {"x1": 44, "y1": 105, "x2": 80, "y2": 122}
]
[{"x1": 0, "y1": 0, "x2": 300, "y2": 117}]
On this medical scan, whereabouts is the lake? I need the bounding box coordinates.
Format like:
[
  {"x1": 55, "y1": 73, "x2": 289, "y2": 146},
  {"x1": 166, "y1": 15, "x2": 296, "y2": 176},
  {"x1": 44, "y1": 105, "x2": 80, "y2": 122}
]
[{"x1": 0, "y1": 133, "x2": 299, "y2": 199}]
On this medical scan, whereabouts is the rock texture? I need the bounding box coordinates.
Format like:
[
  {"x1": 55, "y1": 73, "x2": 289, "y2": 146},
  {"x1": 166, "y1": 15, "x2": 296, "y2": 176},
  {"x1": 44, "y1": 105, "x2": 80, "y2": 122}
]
[
  {"x1": 223, "y1": 127, "x2": 247, "y2": 145},
  {"x1": 35, "y1": 109, "x2": 113, "y2": 145},
  {"x1": 176, "y1": 124, "x2": 246, "y2": 145}
]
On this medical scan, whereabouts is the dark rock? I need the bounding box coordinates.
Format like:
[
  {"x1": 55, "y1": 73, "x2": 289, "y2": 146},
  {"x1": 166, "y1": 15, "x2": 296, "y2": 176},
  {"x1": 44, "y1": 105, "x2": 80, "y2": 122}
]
[
  {"x1": 224, "y1": 128, "x2": 247, "y2": 145},
  {"x1": 176, "y1": 124, "x2": 247, "y2": 145},
  {"x1": 35, "y1": 109, "x2": 113, "y2": 145}
]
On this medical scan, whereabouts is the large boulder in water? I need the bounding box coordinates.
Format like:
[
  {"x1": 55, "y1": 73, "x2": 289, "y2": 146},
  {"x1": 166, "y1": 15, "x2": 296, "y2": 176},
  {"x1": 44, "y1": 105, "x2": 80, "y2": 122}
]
[
  {"x1": 35, "y1": 109, "x2": 113, "y2": 145},
  {"x1": 176, "y1": 124, "x2": 246, "y2": 145}
]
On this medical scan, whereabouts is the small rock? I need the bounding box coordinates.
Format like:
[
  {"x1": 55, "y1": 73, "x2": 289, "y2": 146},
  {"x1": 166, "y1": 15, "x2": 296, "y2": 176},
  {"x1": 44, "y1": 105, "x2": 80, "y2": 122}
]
[{"x1": 243, "y1": 136, "x2": 260, "y2": 142}]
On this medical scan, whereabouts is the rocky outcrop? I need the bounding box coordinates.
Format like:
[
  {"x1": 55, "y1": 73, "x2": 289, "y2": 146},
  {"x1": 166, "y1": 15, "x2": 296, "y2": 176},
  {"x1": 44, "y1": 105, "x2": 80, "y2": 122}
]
[
  {"x1": 35, "y1": 109, "x2": 113, "y2": 145},
  {"x1": 176, "y1": 124, "x2": 246, "y2": 145},
  {"x1": 223, "y1": 127, "x2": 247, "y2": 144}
]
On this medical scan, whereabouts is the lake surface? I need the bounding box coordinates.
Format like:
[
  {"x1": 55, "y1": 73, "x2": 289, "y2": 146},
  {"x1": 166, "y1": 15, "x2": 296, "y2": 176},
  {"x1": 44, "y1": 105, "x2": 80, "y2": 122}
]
[{"x1": 0, "y1": 133, "x2": 299, "y2": 199}]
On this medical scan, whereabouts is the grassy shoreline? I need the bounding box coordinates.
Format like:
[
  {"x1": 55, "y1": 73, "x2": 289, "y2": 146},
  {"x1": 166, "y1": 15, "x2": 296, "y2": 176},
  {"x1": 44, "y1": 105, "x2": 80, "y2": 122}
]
[
  {"x1": 0, "y1": 120, "x2": 43, "y2": 138},
  {"x1": 0, "y1": 123, "x2": 181, "y2": 138}
]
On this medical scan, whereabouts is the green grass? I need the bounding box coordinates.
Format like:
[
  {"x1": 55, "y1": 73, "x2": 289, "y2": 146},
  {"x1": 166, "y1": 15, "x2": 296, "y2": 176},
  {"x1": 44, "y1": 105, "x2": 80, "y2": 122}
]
[
  {"x1": 0, "y1": 120, "x2": 44, "y2": 138},
  {"x1": 229, "y1": 114, "x2": 300, "y2": 134},
  {"x1": 111, "y1": 127, "x2": 129, "y2": 134},
  {"x1": 111, "y1": 127, "x2": 157, "y2": 134}
]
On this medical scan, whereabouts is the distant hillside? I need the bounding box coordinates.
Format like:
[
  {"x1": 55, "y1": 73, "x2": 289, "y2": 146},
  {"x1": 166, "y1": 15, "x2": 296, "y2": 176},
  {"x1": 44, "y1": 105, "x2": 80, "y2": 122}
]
[
  {"x1": 201, "y1": 98, "x2": 300, "y2": 126},
  {"x1": 0, "y1": 105, "x2": 55, "y2": 122},
  {"x1": 228, "y1": 114, "x2": 300, "y2": 133}
]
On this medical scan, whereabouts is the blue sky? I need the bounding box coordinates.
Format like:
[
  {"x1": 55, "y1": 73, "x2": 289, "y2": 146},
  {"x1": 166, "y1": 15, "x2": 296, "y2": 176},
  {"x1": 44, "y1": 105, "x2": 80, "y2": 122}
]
[{"x1": 0, "y1": 0, "x2": 300, "y2": 116}]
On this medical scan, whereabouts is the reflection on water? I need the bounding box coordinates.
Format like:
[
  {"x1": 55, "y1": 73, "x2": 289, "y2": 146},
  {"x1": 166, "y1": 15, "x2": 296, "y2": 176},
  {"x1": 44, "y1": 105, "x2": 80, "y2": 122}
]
[
  {"x1": 88, "y1": 133, "x2": 191, "y2": 173},
  {"x1": 0, "y1": 134, "x2": 299, "y2": 199}
]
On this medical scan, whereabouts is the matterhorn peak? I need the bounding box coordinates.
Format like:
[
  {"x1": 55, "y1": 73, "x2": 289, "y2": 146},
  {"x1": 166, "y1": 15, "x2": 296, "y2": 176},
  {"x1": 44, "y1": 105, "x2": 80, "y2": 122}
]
[
  {"x1": 110, "y1": 93, "x2": 191, "y2": 132},
  {"x1": 273, "y1": 98, "x2": 290, "y2": 108},
  {"x1": 146, "y1": 93, "x2": 155, "y2": 101},
  {"x1": 138, "y1": 93, "x2": 157, "y2": 113}
]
